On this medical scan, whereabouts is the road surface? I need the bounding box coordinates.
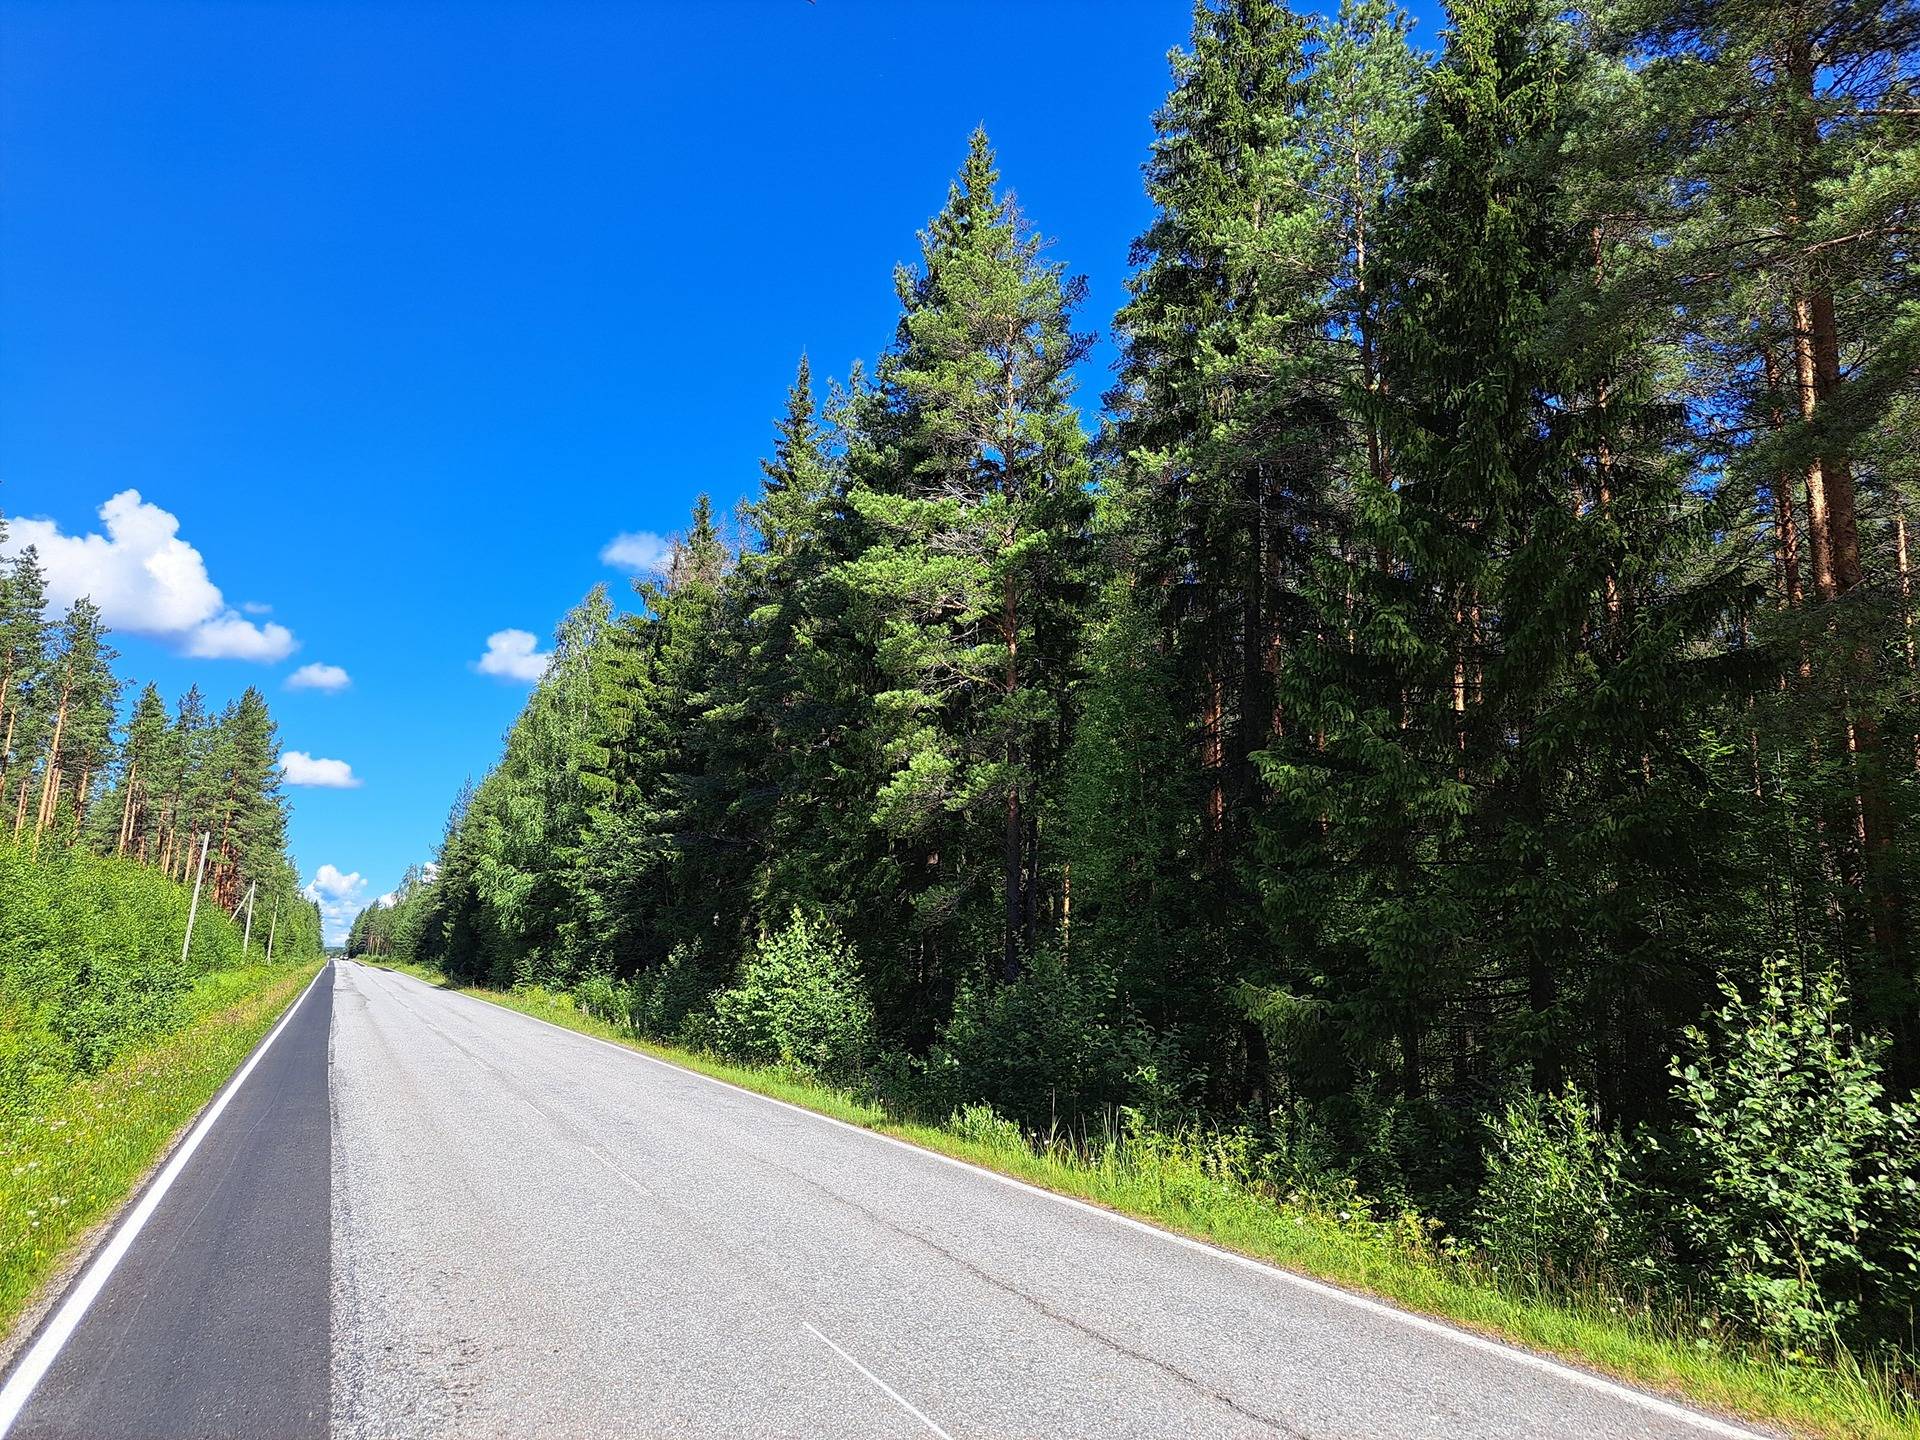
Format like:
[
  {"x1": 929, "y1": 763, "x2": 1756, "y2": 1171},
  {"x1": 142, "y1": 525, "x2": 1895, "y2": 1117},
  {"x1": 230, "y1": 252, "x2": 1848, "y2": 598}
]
[{"x1": 1, "y1": 961, "x2": 1765, "y2": 1439}]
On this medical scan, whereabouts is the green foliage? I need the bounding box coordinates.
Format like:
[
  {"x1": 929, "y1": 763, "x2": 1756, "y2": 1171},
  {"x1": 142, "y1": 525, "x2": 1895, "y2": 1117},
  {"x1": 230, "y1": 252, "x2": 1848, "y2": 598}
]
[
  {"x1": 0, "y1": 838, "x2": 315, "y2": 1122},
  {"x1": 919, "y1": 951, "x2": 1148, "y2": 1132},
  {"x1": 1663, "y1": 959, "x2": 1920, "y2": 1355},
  {"x1": 359, "y1": 0, "x2": 1920, "y2": 1388},
  {"x1": 1473, "y1": 1087, "x2": 1643, "y2": 1297},
  {"x1": 698, "y1": 910, "x2": 874, "y2": 1080}
]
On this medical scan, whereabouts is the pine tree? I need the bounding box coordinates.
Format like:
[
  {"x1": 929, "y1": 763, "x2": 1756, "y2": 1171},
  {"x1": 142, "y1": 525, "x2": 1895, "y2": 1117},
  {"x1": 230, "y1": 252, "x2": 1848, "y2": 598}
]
[
  {"x1": 1600, "y1": 0, "x2": 1920, "y2": 1079},
  {"x1": 702, "y1": 359, "x2": 872, "y2": 923},
  {"x1": 165, "y1": 685, "x2": 215, "y2": 879},
  {"x1": 1109, "y1": 0, "x2": 1332, "y2": 858},
  {"x1": 840, "y1": 130, "x2": 1093, "y2": 984},
  {"x1": 210, "y1": 687, "x2": 288, "y2": 909},
  {"x1": 33, "y1": 598, "x2": 118, "y2": 843},
  {"x1": 0, "y1": 544, "x2": 49, "y2": 822},
  {"x1": 93, "y1": 681, "x2": 171, "y2": 858}
]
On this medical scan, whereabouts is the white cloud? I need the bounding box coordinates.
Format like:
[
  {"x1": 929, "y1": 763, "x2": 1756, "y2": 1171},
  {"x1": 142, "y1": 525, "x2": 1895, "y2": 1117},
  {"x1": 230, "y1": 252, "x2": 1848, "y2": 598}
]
[
  {"x1": 0, "y1": 489, "x2": 299, "y2": 661},
  {"x1": 286, "y1": 662, "x2": 351, "y2": 692},
  {"x1": 475, "y1": 628, "x2": 551, "y2": 683},
  {"x1": 304, "y1": 863, "x2": 367, "y2": 944},
  {"x1": 186, "y1": 613, "x2": 298, "y2": 661},
  {"x1": 600, "y1": 530, "x2": 672, "y2": 574},
  {"x1": 376, "y1": 891, "x2": 396, "y2": 909},
  {"x1": 240, "y1": 600, "x2": 273, "y2": 615},
  {"x1": 281, "y1": 751, "x2": 361, "y2": 788}
]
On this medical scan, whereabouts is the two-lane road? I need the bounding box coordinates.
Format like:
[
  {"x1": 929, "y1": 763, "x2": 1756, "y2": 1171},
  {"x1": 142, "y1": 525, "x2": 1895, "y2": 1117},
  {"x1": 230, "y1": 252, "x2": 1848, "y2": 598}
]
[{"x1": 1, "y1": 962, "x2": 1765, "y2": 1438}]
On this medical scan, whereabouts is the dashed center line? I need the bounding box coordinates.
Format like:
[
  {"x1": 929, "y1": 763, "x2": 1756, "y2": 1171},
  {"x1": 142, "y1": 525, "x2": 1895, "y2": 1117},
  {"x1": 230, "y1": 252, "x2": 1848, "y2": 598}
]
[{"x1": 803, "y1": 1321, "x2": 954, "y2": 1440}]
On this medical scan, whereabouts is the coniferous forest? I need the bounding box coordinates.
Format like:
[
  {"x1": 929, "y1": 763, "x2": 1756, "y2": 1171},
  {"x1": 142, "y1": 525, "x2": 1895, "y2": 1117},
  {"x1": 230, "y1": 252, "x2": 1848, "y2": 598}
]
[
  {"x1": 0, "y1": 518, "x2": 321, "y2": 1113},
  {"x1": 356, "y1": 0, "x2": 1920, "y2": 1369}
]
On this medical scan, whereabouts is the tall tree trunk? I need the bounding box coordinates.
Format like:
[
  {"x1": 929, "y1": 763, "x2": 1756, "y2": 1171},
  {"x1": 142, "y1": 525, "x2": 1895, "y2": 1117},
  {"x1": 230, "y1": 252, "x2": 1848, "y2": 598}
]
[
  {"x1": 1002, "y1": 579, "x2": 1023, "y2": 982},
  {"x1": 33, "y1": 691, "x2": 68, "y2": 842},
  {"x1": 116, "y1": 761, "x2": 138, "y2": 856},
  {"x1": 1202, "y1": 664, "x2": 1225, "y2": 839}
]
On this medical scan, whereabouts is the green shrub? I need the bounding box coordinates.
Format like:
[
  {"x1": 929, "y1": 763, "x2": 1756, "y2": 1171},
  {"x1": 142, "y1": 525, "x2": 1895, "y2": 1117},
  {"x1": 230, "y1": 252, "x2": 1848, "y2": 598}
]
[
  {"x1": 1663, "y1": 956, "x2": 1920, "y2": 1356},
  {"x1": 1473, "y1": 1086, "x2": 1642, "y2": 1297},
  {"x1": 572, "y1": 971, "x2": 634, "y2": 1029},
  {"x1": 0, "y1": 840, "x2": 250, "y2": 1121},
  {"x1": 701, "y1": 910, "x2": 874, "y2": 1079},
  {"x1": 920, "y1": 949, "x2": 1146, "y2": 1132}
]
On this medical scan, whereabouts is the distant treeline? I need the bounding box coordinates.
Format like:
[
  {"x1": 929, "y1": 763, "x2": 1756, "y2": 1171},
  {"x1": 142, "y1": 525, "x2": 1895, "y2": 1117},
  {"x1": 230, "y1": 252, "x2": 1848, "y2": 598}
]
[
  {"x1": 0, "y1": 520, "x2": 318, "y2": 942},
  {"x1": 356, "y1": 0, "x2": 1919, "y2": 1363},
  {"x1": 0, "y1": 515, "x2": 320, "y2": 1118}
]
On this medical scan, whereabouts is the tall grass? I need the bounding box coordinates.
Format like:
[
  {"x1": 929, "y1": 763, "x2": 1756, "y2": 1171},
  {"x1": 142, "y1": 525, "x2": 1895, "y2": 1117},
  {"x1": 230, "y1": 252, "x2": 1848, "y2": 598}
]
[{"x1": 380, "y1": 962, "x2": 1920, "y2": 1440}]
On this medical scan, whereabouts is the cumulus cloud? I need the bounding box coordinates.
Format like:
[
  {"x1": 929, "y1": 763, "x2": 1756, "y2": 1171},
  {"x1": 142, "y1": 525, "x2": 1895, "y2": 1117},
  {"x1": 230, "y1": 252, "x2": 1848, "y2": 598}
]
[
  {"x1": 187, "y1": 612, "x2": 298, "y2": 661},
  {"x1": 281, "y1": 751, "x2": 361, "y2": 788},
  {"x1": 600, "y1": 530, "x2": 672, "y2": 574},
  {"x1": 0, "y1": 490, "x2": 298, "y2": 661},
  {"x1": 304, "y1": 863, "x2": 368, "y2": 944},
  {"x1": 475, "y1": 628, "x2": 551, "y2": 682},
  {"x1": 286, "y1": 662, "x2": 351, "y2": 692},
  {"x1": 240, "y1": 600, "x2": 273, "y2": 615}
]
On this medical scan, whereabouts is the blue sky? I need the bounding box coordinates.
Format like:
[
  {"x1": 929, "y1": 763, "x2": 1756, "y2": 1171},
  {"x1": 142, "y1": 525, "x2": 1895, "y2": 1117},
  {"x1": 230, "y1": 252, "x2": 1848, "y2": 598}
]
[{"x1": 1, "y1": 0, "x2": 1441, "y2": 939}]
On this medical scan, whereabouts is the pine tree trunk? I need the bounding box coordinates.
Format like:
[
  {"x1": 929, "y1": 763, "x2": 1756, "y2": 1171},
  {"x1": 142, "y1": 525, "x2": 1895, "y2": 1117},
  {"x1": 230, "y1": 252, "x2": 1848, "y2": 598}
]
[
  {"x1": 1237, "y1": 464, "x2": 1270, "y2": 818},
  {"x1": 33, "y1": 692, "x2": 68, "y2": 842},
  {"x1": 1002, "y1": 579, "x2": 1023, "y2": 982},
  {"x1": 0, "y1": 707, "x2": 14, "y2": 808},
  {"x1": 0, "y1": 663, "x2": 13, "y2": 785},
  {"x1": 1779, "y1": 38, "x2": 1908, "y2": 1057},
  {"x1": 116, "y1": 761, "x2": 137, "y2": 856},
  {"x1": 1897, "y1": 497, "x2": 1920, "y2": 772}
]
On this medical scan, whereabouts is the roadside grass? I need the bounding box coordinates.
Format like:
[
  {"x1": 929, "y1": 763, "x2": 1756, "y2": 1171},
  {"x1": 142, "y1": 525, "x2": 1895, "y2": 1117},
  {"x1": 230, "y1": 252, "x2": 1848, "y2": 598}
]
[
  {"x1": 367, "y1": 959, "x2": 1917, "y2": 1440},
  {"x1": 0, "y1": 961, "x2": 323, "y2": 1343}
]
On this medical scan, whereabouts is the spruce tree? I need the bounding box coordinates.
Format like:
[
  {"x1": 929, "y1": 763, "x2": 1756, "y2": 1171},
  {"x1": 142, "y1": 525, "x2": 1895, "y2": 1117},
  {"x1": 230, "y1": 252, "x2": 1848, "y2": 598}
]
[{"x1": 1098, "y1": 0, "x2": 1400, "y2": 1099}]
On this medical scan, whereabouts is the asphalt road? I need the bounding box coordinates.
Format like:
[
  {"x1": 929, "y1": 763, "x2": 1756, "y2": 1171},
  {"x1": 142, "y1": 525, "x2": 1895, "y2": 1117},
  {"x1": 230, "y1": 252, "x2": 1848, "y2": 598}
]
[
  {"x1": 5, "y1": 964, "x2": 331, "y2": 1440},
  {"x1": 0, "y1": 960, "x2": 1766, "y2": 1439}
]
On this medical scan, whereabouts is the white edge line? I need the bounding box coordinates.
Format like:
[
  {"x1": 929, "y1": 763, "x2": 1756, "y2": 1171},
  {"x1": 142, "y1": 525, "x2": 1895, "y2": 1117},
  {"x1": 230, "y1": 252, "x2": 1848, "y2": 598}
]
[
  {"x1": 803, "y1": 1320, "x2": 955, "y2": 1440},
  {"x1": 0, "y1": 963, "x2": 328, "y2": 1438},
  {"x1": 361, "y1": 963, "x2": 1769, "y2": 1440}
]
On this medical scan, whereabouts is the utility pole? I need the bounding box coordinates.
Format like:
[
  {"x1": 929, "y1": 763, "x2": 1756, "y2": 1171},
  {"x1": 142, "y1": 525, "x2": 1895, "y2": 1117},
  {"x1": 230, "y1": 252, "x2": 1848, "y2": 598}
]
[
  {"x1": 181, "y1": 833, "x2": 210, "y2": 967},
  {"x1": 266, "y1": 898, "x2": 279, "y2": 963},
  {"x1": 240, "y1": 879, "x2": 258, "y2": 957}
]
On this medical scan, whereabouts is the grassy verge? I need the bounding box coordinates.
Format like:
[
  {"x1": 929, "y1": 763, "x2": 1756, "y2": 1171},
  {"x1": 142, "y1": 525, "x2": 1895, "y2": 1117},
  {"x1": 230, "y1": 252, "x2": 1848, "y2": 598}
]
[
  {"x1": 0, "y1": 960, "x2": 324, "y2": 1343},
  {"x1": 369, "y1": 959, "x2": 1915, "y2": 1440}
]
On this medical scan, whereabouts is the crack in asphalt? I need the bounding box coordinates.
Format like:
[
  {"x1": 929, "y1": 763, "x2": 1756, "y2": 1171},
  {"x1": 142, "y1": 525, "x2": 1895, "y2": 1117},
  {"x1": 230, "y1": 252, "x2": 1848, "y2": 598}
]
[{"x1": 757, "y1": 1155, "x2": 1312, "y2": 1440}]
